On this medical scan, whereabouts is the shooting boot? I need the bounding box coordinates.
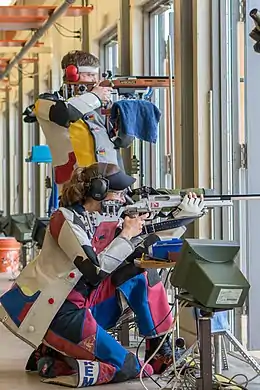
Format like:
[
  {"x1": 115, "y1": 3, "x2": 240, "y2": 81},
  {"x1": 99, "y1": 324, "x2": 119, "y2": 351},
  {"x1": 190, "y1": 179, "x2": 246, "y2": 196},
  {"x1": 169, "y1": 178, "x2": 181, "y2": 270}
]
[
  {"x1": 26, "y1": 343, "x2": 75, "y2": 378},
  {"x1": 37, "y1": 356, "x2": 76, "y2": 378},
  {"x1": 26, "y1": 343, "x2": 53, "y2": 372},
  {"x1": 145, "y1": 335, "x2": 173, "y2": 374}
]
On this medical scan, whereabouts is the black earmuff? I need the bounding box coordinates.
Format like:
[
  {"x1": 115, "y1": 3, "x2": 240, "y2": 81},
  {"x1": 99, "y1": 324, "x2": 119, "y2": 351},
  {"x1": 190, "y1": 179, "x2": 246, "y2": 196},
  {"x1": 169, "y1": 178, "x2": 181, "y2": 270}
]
[{"x1": 86, "y1": 175, "x2": 109, "y2": 201}]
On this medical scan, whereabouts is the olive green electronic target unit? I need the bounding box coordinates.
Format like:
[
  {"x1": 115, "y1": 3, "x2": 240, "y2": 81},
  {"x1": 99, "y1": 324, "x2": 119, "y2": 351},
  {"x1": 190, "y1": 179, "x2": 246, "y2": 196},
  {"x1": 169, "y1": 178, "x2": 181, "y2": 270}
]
[
  {"x1": 2, "y1": 213, "x2": 35, "y2": 244},
  {"x1": 170, "y1": 239, "x2": 250, "y2": 310},
  {"x1": 32, "y1": 217, "x2": 50, "y2": 248}
]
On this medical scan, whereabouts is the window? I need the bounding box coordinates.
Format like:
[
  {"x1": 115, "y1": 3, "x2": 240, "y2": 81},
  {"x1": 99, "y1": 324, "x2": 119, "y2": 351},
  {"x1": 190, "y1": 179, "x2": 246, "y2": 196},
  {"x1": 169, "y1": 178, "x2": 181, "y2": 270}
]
[
  {"x1": 142, "y1": 2, "x2": 174, "y2": 189},
  {"x1": 103, "y1": 40, "x2": 119, "y2": 75},
  {"x1": 1, "y1": 111, "x2": 7, "y2": 214},
  {"x1": 11, "y1": 103, "x2": 19, "y2": 214},
  {"x1": 100, "y1": 33, "x2": 119, "y2": 76},
  {"x1": 99, "y1": 34, "x2": 119, "y2": 106},
  {"x1": 26, "y1": 92, "x2": 36, "y2": 214},
  {"x1": 211, "y1": 1, "x2": 239, "y2": 244},
  {"x1": 210, "y1": 0, "x2": 244, "y2": 343}
]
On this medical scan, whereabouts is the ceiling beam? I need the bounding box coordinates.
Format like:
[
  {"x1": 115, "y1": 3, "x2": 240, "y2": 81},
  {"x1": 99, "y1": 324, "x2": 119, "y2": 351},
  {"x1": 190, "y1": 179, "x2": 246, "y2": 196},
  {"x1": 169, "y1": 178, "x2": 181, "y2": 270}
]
[
  {"x1": 0, "y1": 5, "x2": 94, "y2": 31},
  {"x1": 0, "y1": 46, "x2": 51, "y2": 54}
]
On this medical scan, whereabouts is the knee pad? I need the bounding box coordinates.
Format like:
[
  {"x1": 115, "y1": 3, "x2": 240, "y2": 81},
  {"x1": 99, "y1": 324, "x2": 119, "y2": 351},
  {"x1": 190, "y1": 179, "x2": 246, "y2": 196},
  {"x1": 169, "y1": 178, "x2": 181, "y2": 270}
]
[{"x1": 111, "y1": 263, "x2": 143, "y2": 287}]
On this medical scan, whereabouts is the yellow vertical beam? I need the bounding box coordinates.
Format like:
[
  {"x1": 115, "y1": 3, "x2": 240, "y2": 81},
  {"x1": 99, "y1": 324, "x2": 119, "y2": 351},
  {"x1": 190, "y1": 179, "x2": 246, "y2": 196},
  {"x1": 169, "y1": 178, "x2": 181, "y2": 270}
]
[{"x1": 173, "y1": 0, "x2": 183, "y2": 189}]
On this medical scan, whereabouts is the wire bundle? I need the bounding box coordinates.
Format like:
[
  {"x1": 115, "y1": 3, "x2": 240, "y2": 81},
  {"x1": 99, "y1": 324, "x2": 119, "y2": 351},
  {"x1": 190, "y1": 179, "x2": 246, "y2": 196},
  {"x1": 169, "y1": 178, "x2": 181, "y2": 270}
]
[{"x1": 137, "y1": 290, "x2": 259, "y2": 390}]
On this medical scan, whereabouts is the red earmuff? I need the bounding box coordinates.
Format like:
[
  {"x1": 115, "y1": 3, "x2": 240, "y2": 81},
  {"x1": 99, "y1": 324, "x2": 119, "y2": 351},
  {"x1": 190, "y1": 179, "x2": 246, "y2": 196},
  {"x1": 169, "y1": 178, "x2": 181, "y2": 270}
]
[{"x1": 65, "y1": 65, "x2": 79, "y2": 82}]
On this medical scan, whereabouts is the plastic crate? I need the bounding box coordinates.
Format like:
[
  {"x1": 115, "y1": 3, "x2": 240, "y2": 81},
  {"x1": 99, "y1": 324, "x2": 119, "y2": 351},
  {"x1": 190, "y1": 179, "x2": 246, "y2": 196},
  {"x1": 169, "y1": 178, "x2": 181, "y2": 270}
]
[{"x1": 149, "y1": 238, "x2": 183, "y2": 260}]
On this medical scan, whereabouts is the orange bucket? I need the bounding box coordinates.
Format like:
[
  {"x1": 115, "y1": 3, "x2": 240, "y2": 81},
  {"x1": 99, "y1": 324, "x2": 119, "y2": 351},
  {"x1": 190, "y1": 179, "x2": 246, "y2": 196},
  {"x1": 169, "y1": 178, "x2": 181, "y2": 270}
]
[{"x1": 0, "y1": 237, "x2": 21, "y2": 273}]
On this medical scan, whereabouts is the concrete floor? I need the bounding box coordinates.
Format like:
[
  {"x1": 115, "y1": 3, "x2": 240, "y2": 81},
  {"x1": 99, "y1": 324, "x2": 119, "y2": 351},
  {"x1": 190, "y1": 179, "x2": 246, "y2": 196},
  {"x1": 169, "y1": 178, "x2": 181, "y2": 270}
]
[
  {"x1": 1, "y1": 272, "x2": 260, "y2": 390},
  {"x1": 0, "y1": 272, "x2": 157, "y2": 390},
  {"x1": 0, "y1": 319, "x2": 158, "y2": 390}
]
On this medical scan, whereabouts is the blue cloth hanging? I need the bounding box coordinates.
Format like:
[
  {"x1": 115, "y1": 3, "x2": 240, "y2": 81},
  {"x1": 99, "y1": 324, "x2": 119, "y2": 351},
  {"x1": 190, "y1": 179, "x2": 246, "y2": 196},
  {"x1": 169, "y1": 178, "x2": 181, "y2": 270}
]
[
  {"x1": 110, "y1": 100, "x2": 161, "y2": 145},
  {"x1": 48, "y1": 180, "x2": 59, "y2": 217}
]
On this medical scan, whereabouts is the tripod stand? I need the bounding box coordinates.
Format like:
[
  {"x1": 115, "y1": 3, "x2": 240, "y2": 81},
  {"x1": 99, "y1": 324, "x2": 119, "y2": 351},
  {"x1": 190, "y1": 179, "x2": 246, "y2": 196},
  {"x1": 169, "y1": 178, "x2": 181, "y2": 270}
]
[
  {"x1": 172, "y1": 296, "x2": 239, "y2": 390},
  {"x1": 213, "y1": 329, "x2": 260, "y2": 375},
  {"x1": 161, "y1": 293, "x2": 260, "y2": 389}
]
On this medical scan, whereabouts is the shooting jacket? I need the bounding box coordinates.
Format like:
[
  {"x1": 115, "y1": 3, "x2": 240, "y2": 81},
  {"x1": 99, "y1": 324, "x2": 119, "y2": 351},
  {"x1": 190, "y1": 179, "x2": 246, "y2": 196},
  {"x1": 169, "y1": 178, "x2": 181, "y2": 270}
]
[
  {"x1": 32, "y1": 91, "x2": 123, "y2": 192},
  {"x1": 0, "y1": 205, "x2": 135, "y2": 348}
]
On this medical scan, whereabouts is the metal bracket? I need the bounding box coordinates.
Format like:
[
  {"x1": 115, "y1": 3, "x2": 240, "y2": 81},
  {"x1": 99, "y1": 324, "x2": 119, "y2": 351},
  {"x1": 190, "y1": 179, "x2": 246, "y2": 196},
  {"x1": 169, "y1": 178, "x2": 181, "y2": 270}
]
[
  {"x1": 164, "y1": 39, "x2": 168, "y2": 60},
  {"x1": 240, "y1": 143, "x2": 247, "y2": 169},
  {"x1": 239, "y1": 0, "x2": 246, "y2": 22},
  {"x1": 165, "y1": 154, "x2": 172, "y2": 174},
  {"x1": 131, "y1": 155, "x2": 140, "y2": 175}
]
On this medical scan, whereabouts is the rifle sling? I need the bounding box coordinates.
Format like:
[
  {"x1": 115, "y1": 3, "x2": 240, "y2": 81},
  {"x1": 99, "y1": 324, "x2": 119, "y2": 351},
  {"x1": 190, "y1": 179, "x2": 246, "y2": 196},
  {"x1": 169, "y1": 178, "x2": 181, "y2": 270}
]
[{"x1": 141, "y1": 217, "x2": 197, "y2": 235}]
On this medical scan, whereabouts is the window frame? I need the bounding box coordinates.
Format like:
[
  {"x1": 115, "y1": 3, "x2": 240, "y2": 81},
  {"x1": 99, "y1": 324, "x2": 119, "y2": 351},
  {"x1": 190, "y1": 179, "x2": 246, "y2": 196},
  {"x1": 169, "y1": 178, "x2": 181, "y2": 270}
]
[
  {"x1": 142, "y1": 1, "x2": 174, "y2": 188},
  {"x1": 1, "y1": 110, "x2": 7, "y2": 214}
]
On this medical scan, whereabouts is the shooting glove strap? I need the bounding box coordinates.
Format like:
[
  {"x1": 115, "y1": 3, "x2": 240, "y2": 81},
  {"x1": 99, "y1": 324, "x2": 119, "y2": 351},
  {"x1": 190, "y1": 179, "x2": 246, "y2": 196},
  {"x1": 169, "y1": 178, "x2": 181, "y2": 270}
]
[{"x1": 142, "y1": 217, "x2": 197, "y2": 235}]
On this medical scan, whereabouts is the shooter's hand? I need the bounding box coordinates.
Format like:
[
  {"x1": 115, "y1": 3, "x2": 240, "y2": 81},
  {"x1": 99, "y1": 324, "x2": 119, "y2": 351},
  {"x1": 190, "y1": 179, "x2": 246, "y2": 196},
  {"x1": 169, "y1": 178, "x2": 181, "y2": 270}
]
[
  {"x1": 173, "y1": 192, "x2": 205, "y2": 219},
  {"x1": 121, "y1": 213, "x2": 149, "y2": 240},
  {"x1": 91, "y1": 83, "x2": 112, "y2": 104}
]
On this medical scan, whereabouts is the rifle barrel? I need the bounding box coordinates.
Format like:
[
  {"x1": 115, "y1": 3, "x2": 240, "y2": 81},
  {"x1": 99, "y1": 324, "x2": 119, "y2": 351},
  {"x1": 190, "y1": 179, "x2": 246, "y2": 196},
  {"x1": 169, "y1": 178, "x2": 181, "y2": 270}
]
[{"x1": 205, "y1": 194, "x2": 260, "y2": 200}]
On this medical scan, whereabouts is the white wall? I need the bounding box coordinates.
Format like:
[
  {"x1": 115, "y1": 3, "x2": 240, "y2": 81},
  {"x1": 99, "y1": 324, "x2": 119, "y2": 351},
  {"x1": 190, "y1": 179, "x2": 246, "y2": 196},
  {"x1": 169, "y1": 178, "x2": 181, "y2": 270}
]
[
  {"x1": 0, "y1": 0, "x2": 149, "y2": 216},
  {"x1": 88, "y1": 0, "x2": 120, "y2": 55},
  {"x1": 2, "y1": 0, "x2": 147, "y2": 100}
]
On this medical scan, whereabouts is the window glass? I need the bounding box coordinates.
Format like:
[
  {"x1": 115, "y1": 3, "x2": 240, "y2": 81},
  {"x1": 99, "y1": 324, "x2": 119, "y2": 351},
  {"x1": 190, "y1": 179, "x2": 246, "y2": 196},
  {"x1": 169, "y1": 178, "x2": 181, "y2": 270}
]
[
  {"x1": 144, "y1": 4, "x2": 174, "y2": 189},
  {"x1": 27, "y1": 93, "x2": 36, "y2": 213},
  {"x1": 101, "y1": 38, "x2": 119, "y2": 107},
  {"x1": 210, "y1": 0, "x2": 243, "y2": 339},
  {"x1": 103, "y1": 39, "x2": 119, "y2": 76},
  {"x1": 1, "y1": 111, "x2": 7, "y2": 214},
  {"x1": 12, "y1": 103, "x2": 19, "y2": 214}
]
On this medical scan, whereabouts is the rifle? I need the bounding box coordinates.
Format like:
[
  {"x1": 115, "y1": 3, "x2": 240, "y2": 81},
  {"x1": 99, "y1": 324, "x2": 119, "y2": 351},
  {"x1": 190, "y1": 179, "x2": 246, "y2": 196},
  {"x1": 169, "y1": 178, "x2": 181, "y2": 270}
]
[
  {"x1": 122, "y1": 192, "x2": 260, "y2": 215},
  {"x1": 62, "y1": 73, "x2": 175, "y2": 99},
  {"x1": 100, "y1": 193, "x2": 230, "y2": 220},
  {"x1": 31, "y1": 187, "x2": 260, "y2": 261},
  {"x1": 90, "y1": 187, "x2": 260, "y2": 235}
]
